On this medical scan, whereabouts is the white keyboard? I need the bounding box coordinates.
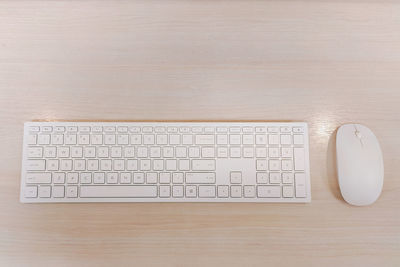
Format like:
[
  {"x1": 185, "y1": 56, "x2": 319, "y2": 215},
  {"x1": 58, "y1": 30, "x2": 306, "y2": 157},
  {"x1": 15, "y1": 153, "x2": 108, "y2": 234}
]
[{"x1": 20, "y1": 122, "x2": 311, "y2": 203}]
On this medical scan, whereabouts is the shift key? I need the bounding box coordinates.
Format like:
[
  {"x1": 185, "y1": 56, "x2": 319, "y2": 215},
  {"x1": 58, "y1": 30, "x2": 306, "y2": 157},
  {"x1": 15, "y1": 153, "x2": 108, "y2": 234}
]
[
  {"x1": 192, "y1": 160, "x2": 215, "y2": 171},
  {"x1": 26, "y1": 172, "x2": 51, "y2": 184},
  {"x1": 26, "y1": 160, "x2": 46, "y2": 171}
]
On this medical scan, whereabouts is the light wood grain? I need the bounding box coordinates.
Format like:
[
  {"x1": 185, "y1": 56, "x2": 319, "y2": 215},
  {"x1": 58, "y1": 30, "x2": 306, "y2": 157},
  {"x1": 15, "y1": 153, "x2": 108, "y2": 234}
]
[{"x1": 0, "y1": 1, "x2": 399, "y2": 266}]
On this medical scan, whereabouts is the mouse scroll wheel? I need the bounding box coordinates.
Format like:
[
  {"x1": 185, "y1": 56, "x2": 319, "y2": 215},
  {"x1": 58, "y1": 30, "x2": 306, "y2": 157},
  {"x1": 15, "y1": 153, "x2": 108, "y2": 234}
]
[{"x1": 355, "y1": 131, "x2": 362, "y2": 139}]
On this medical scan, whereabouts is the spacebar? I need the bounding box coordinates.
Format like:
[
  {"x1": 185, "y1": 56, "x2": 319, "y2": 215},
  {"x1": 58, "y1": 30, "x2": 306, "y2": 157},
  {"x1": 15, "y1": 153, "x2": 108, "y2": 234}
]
[{"x1": 80, "y1": 186, "x2": 157, "y2": 198}]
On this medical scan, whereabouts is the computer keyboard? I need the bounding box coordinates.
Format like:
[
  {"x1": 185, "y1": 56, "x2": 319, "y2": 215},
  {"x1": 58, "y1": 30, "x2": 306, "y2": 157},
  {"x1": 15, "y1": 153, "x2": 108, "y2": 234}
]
[{"x1": 20, "y1": 122, "x2": 311, "y2": 203}]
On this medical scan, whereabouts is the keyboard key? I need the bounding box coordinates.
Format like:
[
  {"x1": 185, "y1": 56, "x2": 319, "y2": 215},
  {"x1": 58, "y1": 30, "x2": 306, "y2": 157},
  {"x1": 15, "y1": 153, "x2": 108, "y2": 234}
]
[
  {"x1": 269, "y1": 147, "x2": 279, "y2": 158},
  {"x1": 104, "y1": 126, "x2": 116, "y2": 132},
  {"x1": 188, "y1": 147, "x2": 200, "y2": 158},
  {"x1": 80, "y1": 185, "x2": 157, "y2": 198},
  {"x1": 120, "y1": 173, "x2": 132, "y2": 184},
  {"x1": 175, "y1": 147, "x2": 187, "y2": 158},
  {"x1": 172, "y1": 185, "x2": 184, "y2": 197},
  {"x1": 269, "y1": 173, "x2": 280, "y2": 184},
  {"x1": 38, "y1": 135, "x2": 50, "y2": 145},
  {"x1": 28, "y1": 126, "x2": 40, "y2": 132},
  {"x1": 294, "y1": 134, "x2": 304, "y2": 145},
  {"x1": 79, "y1": 126, "x2": 90, "y2": 132},
  {"x1": 281, "y1": 147, "x2": 293, "y2": 158},
  {"x1": 256, "y1": 160, "x2": 267, "y2": 171},
  {"x1": 78, "y1": 134, "x2": 90, "y2": 145},
  {"x1": 24, "y1": 186, "x2": 38, "y2": 198},
  {"x1": 255, "y1": 147, "x2": 267, "y2": 158},
  {"x1": 283, "y1": 186, "x2": 294, "y2": 198},
  {"x1": 60, "y1": 160, "x2": 72, "y2": 171},
  {"x1": 38, "y1": 186, "x2": 51, "y2": 198},
  {"x1": 216, "y1": 127, "x2": 228, "y2": 133},
  {"x1": 269, "y1": 160, "x2": 280, "y2": 171},
  {"x1": 244, "y1": 185, "x2": 255, "y2": 198},
  {"x1": 53, "y1": 186, "x2": 65, "y2": 197},
  {"x1": 256, "y1": 173, "x2": 268, "y2": 184},
  {"x1": 282, "y1": 173, "x2": 294, "y2": 184},
  {"x1": 105, "y1": 135, "x2": 116, "y2": 145},
  {"x1": 146, "y1": 172, "x2": 157, "y2": 184},
  {"x1": 52, "y1": 134, "x2": 64, "y2": 145},
  {"x1": 242, "y1": 127, "x2": 253, "y2": 133},
  {"x1": 130, "y1": 134, "x2": 142, "y2": 145},
  {"x1": 192, "y1": 160, "x2": 215, "y2": 171},
  {"x1": 257, "y1": 186, "x2": 281, "y2": 198},
  {"x1": 173, "y1": 185, "x2": 184, "y2": 197},
  {"x1": 92, "y1": 126, "x2": 102, "y2": 132},
  {"x1": 133, "y1": 173, "x2": 145, "y2": 184},
  {"x1": 107, "y1": 172, "x2": 118, "y2": 184},
  {"x1": 93, "y1": 173, "x2": 105, "y2": 184},
  {"x1": 53, "y1": 173, "x2": 65, "y2": 184},
  {"x1": 185, "y1": 185, "x2": 197, "y2": 197},
  {"x1": 201, "y1": 147, "x2": 215, "y2": 158},
  {"x1": 159, "y1": 185, "x2": 171, "y2": 197},
  {"x1": 186, "y1": 172, "x2": 215, "y2": 184},
  {"x1": 129, "y1": 127, "x2": 141, "y2": 133},
  {"x1": 26, "y1": 173, "x2": 51, "y2": 184},
  {"x1": 230, "y1": 172, "x2": 242, "y2": 184},
  {"x1": 67, "y1": 126, "x2": 78, "y2": 132},
  {"x1": 27, "y1": 147, "x2": 43, "y2": 158},
  {"x1": 217, "y1": 147, "x2": 228, "y2": 158},
  {"x1": 92, "y1": 134, "x2": 103, "y2": 145},
  {"x1": 66, "y1": 186, "x2": 78, "y2": 198},
  {"x1": 280, "y1": 135, "x2": 292, "y2": 145},
  {"x1": 47, "y1": 159, "x2": 59, "y2": 171},
  {"x1": 143, "y1": 134, "x2": 155, "y2": 145},
  {"x1": 216, "y1": 134, "x2": 228, "y2": 145},
  {"x1": 26, "y1": 160, "x2": 45, "y2": 171},
  {"x1": 118, "y1": 126, "x2": 128, "y2": 133},
  {"x1": 142, "y1": 126, "x2": 153, "y2": 133},
  {"x1": 199, "y1": 186, "x2": 216, "y2": 198},
  {"x1": 229, "y1": 127, "x2": 240, "y2": 133},
  {"x1": 65, "y1": 134, "x2": 77, "y2": 145},
  {"x1": 178, "y1": 159, "x2": 190, "y2": 171},
  {"x1": 282, "y1": 159, "x2": 293, "y2": 171},
  {"x1": 172, "y1": 172, "x2": 184, "y2": 183},
  {"x1": 268, "y1": 134, "x2": 279, "y2": 145},
  {"x1": 152, "y1": 159, "x2": 163, "y2": 171},
  {"x1": 166, "y1": 159, "x2": 177, "y2": 171},
  {"x1": 294, "y1": 148, "x2": 305, "y2": 171},
  {"x1": 217, "y1": 185, "x2": 229, "y2": 197},
  {"x1": 182, "y1": 135, "x2": 193, "y2": 145},
  {"x1": 295, "y1": 173, "x2": 307, "y2": 197},
  {"x1": 117, "y1": 135, "x2": 129, "y2": 145},
  {"x1": 159, "y1": 172, "x2": 171, "y2": 183},
  {"x1": 230, "y1": 185, "x2": 242, "y2": 198},
  {"x1": 242, "y1": 135, "x2": 254, "y2": 145},
  {"x1": 27, "y1": 134, "x2": 37, "y2": 145},
  {"x1": 195, "y1": 135, "x2": 214, "y2": 145},
  {"x1": 80, "y1": 173, "x2": 92, "y2": 184},
  {"x1": 255, "y1": 127, "x2": 266, "y2": 133},
  {"x1": 255, "y1": 135, "x2": 267, "y2": 145},
  {"x1": 230, "y1": 147, "x2": 241, "y2": 158},
  {"x1": 100, "y1": 160, "x2": 112, "y2": 171},
  {"x1": 41, "y1": 126, "x2": 52, "y2": 132},
  {"x1": 229, "y1": 135, "x2": 241, "y2": 145},
  {"x1": 243, "y1": 147, "x2": 254, "y2": 158},
  {"x1": 267, "y1": 127, "x2": 279, "y2": 133},
  {"x1": 293, "y1": 127, "x2": 304, "y2": 133}
]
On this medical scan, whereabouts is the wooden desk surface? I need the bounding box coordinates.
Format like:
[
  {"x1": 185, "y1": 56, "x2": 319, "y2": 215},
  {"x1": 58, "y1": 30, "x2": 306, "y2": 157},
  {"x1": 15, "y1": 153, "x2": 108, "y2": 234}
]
[{"x1": 0, "y1": 1, "x2": 399, "y2": 266}]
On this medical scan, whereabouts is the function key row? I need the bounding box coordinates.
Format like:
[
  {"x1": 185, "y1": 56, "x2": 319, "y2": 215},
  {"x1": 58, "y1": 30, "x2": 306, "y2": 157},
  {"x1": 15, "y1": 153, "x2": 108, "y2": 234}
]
[{"x1": 29, "y1": 125, "x2": 304, "y2": 134}]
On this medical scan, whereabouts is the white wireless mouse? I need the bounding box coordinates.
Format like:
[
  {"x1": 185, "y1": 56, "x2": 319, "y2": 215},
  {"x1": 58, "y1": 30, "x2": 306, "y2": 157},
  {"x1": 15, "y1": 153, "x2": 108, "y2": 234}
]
[{"x1": 336, "y1": 124, "x2": 384, "y2": 206}]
